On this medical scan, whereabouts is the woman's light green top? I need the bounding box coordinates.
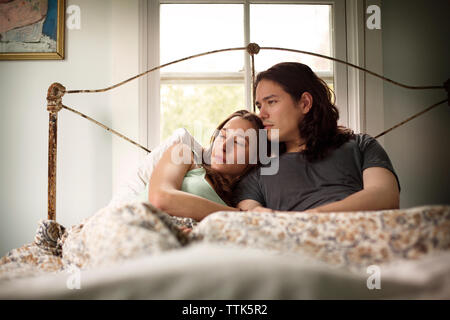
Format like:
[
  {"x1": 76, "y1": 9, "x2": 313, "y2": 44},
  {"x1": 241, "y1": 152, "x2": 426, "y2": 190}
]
[{"x1": 140, "y1": 167, "x2": 227, "y2": 206}]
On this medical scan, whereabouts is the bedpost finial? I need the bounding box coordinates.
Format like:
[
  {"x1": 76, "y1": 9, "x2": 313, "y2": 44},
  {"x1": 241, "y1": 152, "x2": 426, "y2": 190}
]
[
  {"x1": 47, "y1": 82, "x2": 66, "y2": 113},
  {"x1": 247, "y1": 43, "x2": 260, "y2": 55}
]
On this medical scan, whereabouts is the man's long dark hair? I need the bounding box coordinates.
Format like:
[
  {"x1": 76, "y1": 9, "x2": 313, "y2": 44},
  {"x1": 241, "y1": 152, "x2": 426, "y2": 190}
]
[{"x1": 255, "y1": 62, "x2": 354, "y2": 162}]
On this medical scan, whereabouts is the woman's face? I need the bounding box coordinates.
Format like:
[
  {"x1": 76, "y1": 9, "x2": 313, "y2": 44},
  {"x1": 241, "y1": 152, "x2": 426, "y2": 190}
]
[
  {"x1": 255, "y1": 79, "x2": 305, "y2": 143},
  {"x1": 210, "y1": 116, "x2": 257, "y2": 177}
]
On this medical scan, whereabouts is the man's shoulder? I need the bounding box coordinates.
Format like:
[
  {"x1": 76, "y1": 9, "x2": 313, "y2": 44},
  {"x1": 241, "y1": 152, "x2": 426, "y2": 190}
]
[
  {"x1": 344, "y1": 132, "x2": 375, "y2": 144},
  {"x1": 321, "y1": 133, "x2": 366, "y2": 160},
  {"x1": 334, "y1": 133, "x2": 375, "y2": 150},
  {"x1": 240, "y1": 165, "x2": 261, "y2": 181},
  {"x1": 352, "y1": 133, "x2": 379, "y2": 151},
  {"x1": 354, "y1": 132, "x2": 374, "y2": 142}
]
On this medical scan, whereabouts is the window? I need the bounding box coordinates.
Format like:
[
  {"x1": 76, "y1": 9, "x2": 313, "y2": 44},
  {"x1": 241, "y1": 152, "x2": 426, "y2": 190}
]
[
  {"x1": 150, "y1": 0, "x2": 348, "y2": 146},
  {"x1": 160, "y1": 3, "x2": 245, "y2": 145},
  {"x1": 250, "y1": 4, "x2": 333, "y2": 87}
]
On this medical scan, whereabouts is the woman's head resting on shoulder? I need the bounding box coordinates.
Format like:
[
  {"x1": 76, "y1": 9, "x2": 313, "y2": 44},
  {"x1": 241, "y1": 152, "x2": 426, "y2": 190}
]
[
  {"x1": 206, "y1": 110, "x2": 266, "y2": 178},
  {"x1": 202, "y1": 109, "x2": 267, "y2": 206}
]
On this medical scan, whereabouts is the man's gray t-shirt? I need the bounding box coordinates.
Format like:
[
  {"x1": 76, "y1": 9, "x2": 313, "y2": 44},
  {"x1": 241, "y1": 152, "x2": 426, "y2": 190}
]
[{"x1": 233, "y1": 133, "x2": 401, "y2": 211}]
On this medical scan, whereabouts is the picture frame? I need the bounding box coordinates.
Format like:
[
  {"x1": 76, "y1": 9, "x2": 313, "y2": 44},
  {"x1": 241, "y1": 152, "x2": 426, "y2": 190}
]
[{"x1": 0, "y1": 0, "x2": 65, "y2": 60}]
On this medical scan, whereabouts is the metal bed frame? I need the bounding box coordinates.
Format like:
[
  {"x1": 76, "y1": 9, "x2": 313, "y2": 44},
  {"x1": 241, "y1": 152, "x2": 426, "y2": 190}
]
[{"x1": 45, "y1": 42, "x2": 449, "y2": 221}]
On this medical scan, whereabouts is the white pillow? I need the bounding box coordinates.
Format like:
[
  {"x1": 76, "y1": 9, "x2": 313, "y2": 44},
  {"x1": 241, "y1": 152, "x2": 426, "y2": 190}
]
[{"x1": 109, "y1": 128, "x2": 204, "y2": 206}]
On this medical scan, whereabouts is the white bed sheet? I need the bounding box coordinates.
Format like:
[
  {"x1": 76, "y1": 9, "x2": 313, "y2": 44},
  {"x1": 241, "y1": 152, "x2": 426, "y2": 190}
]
[{"x1": 1, "y1": 243, "x2": 449, "y2": 300}]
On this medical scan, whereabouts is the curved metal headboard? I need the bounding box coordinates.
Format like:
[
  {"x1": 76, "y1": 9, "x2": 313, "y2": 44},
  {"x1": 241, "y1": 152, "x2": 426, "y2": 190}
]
[{"x1": 45, "y1": 43, "x2": 449, "y2": 221}]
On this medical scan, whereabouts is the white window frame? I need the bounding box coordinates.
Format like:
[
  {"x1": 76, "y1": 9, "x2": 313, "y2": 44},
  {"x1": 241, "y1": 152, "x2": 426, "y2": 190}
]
[{"x1": 140, "y1": 0, "x2": 381, "y2": 149}]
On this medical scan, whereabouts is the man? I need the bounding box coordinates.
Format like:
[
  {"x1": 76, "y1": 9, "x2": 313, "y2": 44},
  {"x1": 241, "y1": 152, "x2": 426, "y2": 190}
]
[{"x1": 233, "y1": 62, "x2": 401, "y2": 213}]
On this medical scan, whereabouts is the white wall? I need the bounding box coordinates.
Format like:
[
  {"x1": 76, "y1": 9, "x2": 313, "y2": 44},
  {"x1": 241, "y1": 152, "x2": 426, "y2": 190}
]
[
  {"x1": 110, "y1": 0, "x2": 142, "y2": 197},
  {"x1": 0, "y1": 0, "x2": 114, "y2": 256},
  {"x1": 381, "y1": 0, "x2": 450, "y2": 208}
]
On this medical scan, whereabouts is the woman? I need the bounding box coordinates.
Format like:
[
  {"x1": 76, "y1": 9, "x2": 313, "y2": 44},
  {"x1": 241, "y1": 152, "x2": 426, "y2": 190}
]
[
  {"x1": 148, "y1": 110, "x2": 265, "y2": 221},
  {"x1": 234, "y1": 62, "x2": 401, "y2": 213}
]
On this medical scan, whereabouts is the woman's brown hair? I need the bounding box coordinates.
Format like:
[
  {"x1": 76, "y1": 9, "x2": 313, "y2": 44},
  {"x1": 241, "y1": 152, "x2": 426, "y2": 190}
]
[
  {"x1": 202, "y1": 110, "x2": 266, "y2": 205},
  {"x1": 255, "y1": 62, "x2": 354, "y2": 162}
]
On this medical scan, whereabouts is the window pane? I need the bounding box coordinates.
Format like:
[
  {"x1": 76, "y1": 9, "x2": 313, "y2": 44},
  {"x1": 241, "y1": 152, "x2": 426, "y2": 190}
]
[
  {"x1": 161, "y1": 84, "x2": 245, "y2": 146},
  {"x1": 160, "y1": 4, "x2": 244, "y2": 73},
  {"x1": 250, "y1": 4, "x2": 332, "y2": 73}
]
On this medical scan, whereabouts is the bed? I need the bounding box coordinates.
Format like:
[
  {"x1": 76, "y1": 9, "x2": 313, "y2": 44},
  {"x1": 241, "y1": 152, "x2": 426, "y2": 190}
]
[
  {"x1": 1, "y1": 43, "x2": 449, "y2": 300},
  {"x1": 1, "y1": 202, "x2": 450, "y2": 299}
]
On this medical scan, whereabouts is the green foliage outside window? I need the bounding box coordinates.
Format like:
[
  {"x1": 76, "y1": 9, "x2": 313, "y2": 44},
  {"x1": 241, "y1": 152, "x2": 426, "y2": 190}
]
[{"x1": 161, "y1": 84, "x2": 245, "y2": 146}]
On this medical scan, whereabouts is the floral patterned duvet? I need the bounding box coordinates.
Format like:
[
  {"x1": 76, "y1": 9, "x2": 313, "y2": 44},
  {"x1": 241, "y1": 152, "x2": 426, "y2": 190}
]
[{"x1": 1, "y1": 202, "x2": 449, "y2": 284}]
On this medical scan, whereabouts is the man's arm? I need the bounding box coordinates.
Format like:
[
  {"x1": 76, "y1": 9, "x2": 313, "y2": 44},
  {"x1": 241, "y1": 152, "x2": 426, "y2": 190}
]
[
  {"x1": 233, "y1": 167, "x2": 269, "y2": 212},
  {"x1": 237, "y1": 199, "x2": 269, "y2": 211},
  {"x1": 306, "y1": 167, "x2": 400, "y2": 213},
  {"x1": 238, "y1": 200, "x2": 278, "y2": 213}
]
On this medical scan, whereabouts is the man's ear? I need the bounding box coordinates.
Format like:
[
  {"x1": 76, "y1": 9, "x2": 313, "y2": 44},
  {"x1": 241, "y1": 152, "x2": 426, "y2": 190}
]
[{"x1": 299, "y1": 92, "x2": 313, "y2": 114}]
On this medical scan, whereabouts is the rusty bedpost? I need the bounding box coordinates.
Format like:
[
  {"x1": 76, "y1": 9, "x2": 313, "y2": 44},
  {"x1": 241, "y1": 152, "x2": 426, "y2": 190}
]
[
  {"x1": 46, "y1": 83, "x2": 66, "y2": 221},
  {"x1": 246, "y1": 43, "x2": 260, "y2": 113},
  {"x1": 444, "y1": 79, "x2": 450, "y2": 106}
]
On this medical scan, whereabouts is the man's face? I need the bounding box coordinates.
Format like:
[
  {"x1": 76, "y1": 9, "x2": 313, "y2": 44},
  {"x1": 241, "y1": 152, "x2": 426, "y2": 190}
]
[{"x1": 255, "y1": 79, "x2": 304, "y2": 143}]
